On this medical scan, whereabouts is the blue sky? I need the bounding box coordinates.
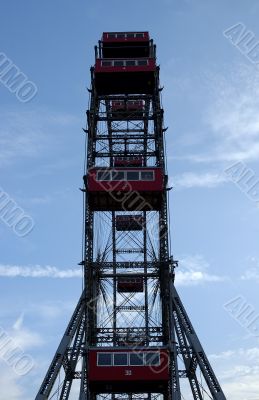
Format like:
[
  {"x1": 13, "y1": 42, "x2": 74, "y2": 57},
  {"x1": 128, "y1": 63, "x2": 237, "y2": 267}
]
[{"x1": 1, "y1": 0, "x2": 259, "y2": 398}]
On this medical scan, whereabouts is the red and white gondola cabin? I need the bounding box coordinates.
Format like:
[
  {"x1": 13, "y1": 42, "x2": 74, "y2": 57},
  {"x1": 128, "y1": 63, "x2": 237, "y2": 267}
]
[
  {"x1": 117, "y1": 276, "x2": 144, "y2": 293},
  {"x1": 113, "y1": 157, "x2": 143, "y2": 167},
  {"x1": 111, "y1": 100, "x2": 145, "y2": 119},
  {"x1": 101, "y1": 32, "x2": 150, "y2": 59},
  {"x1": 94, "y1": 58, "x2": 156, "y2": 95},
  {"x1": 102, "y1": 31, "x2": 150, "y2": 43},
  {"x1": 88, "y1": 348, "x2": 169, "y2": 393},
  {"x1": 116, "y1": 214, "x2": 144, "y2": 231},
  {"x1": 85, "y1": 167, "x2": 164, "y2": 211}
]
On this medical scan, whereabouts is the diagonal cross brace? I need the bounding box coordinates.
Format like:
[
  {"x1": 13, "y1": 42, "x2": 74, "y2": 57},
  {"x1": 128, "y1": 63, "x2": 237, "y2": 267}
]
[
  {"x1": 35, "y1": 290, "x2": 86, "y2": 400},
  {"x1": 170, "y1": 282, "x2": 227, "y2": 400}
]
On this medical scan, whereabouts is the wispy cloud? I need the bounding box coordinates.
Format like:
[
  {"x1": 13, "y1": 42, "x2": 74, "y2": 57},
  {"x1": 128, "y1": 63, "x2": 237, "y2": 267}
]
[
  {"x1": 210, "y1": 347, "x2": 259, "y2": 399},
  {"x1": 30, "y1": 301, "x2": 76, "y2": 320},
  {"x1": 0, "y1": 259, "x2": 225, "y2": 286},
  {"x1": 176, "y1": 269, "x2": 225, "y2": 285},
  {"x1": 0, "y1": 109, "x2": 80, "y2": 168},
  {"x1": 24, "y1": 195, "x2": 52, "y2": 205},
  {"x1": 179, "y1": 254, "x2": 210, "y2": 271},
  {"x1": 0, "y1": 314, "x2": 43, "y2": 400},
  {"x1": 208, "y1": 64, "x2": 259, "y2": 163},
  {"x1": 241, "y1": 268, "x2": 259, "y2": 283},
  {"x1": 175, "y1": 63, "x2": 259, "y2": 164},
  {"x1": 241, "y1": 257, "x2": 259, "y2": 283},
  {"x1": 10, "y1": 313, "x2": 43, "y2": 350},
  {"x1": 176, "y1": 254, "x2": 227, "y2": 285},
  {"x1": 0, "y1": 369, "x2": 23, "y2": 400},
  {"x1": 0, "y1": 264, "x2": 81, "y2": 278},
  {"x1": 172, "y1": 171, "x2": 227, "y2": 189}
]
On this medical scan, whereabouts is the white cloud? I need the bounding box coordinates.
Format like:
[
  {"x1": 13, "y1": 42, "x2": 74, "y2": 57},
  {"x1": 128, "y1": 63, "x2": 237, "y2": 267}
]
[
  {"x1": 241, "y1": 257, "x2": 259, "y2": 282},
  {"x1": 210, "y1": 347, "x2": 259, "y2": 400},
  {"x1": 0, "y1": 110, "x2": 46, "y2": 167},
  {"x1": 29, "y1": 300, "x2": 76, "y2": 320},
  {"x1": 179, "y1": 254, "x2": 210, "y2": 271},
  {"x1": 0, "y1": 314, "x2": 43, "y2": 400},
  {"x1": 175, "y1": 63, "x2": 259, "y2": 164},
  {"x1": 0, "y1": 369, "x2": 23, "y2": 400},
  {"x1": 204, "y1": 64, "x2": 259, "y2": 163},
  {"x1": 10, "y1": 325, "x2": 43, "y2": 350},
  {"x1": 172, "y1": 171, "x2": 227, "y2": 189},
  {"x1": 0, "y1": 260, "x2": 225, "y2": 286},
  {"x1": 25, "y1": 195, "x2": 52, "y2": 205},
  {"x1": 241, "y1": 267, "x2": 259, "y2": 283},
  {"x1": 0, "y1": 109, "x2": 80, "y2": 168},
  {"x1": 4, "y1": 313, "x2": 44, "y2": 350},
  {"x1": 0, "y1": 257, "x2": 226, "y2": 285},
  {"x1": 0, "y1": 258, "x2": 225, "y2": 285},
  {"x1": 0, "y1": 264, "x2": 81, "y2": 278},
  {"x1": 175, "y1": 254, "x2": 227, "y2": 286},
  {"x1": 13, "y1": 314, "x2": 24, "y2": 331},
  {"x1": 176, "y1": 269, "x2": 225, "y2": 285}
]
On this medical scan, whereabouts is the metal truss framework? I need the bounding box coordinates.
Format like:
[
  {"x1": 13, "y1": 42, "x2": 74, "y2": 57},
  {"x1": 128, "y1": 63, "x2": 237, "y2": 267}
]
[{"x1": 35, "y1": 34, "x2": 227, "y2": 400}]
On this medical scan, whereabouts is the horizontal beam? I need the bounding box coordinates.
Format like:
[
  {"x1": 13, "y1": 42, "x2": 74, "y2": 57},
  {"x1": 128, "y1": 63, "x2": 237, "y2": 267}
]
[
  {"x1": 96, "y1": 116, "x2": 155, "y2": 122},
  {"x1": 94, "y1": 151, "x2": 156, "y2": 157},
  {"x1": 94, "y1": 134, "x2": 155, "y2": 140},
  {"x1": 97, "y1": 326, "x2": 162, "y2": 332},
  {"x1": 98, "y1": 272, "x2": 158, "y2": 278},
  {"x1": 90, "y1": 261, "x2": 160, "y2": 269},
  {"x1": 97, "y1": 94, "x2": 153, "y2": 101}
]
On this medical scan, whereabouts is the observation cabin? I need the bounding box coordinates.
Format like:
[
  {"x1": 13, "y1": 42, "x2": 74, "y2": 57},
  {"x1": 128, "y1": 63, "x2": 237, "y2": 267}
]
[
  {"x1": 115, "y1": 214, "x2": 144, "y2": 231},
  {"x1": 93, "y1": 31, "x2": 157, "y2": 95},
  {"x1": 117, "y1": 276, "x2": 144, "y2": 293},
  {"x1": 111, "y1": 100, "x2": 145, "y2": 119},
  {"x1": 102, "y1": 32, "x2": 151, "y2": 58},
  {"x1": 84, "y1": 167, "x2": 164, "y2": 211},
  {"x1": 88, "y1": 348, "x2": 169, "y2": 393},
  {"x1": 113, "y1": 156, "x2": 143, "y2": 168}
]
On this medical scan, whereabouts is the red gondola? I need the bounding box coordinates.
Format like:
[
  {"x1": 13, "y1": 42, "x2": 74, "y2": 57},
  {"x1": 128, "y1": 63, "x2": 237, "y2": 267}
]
[
  {"x1": 94, "y1": 58, "x2": 156, "y2": 95},
  {"x1": 85, "y1": 167, "x2": 164, "y2": 211},
  {"x1": 88, "y1": 348, "x2": 169, "y2": 393},
  {"x1": 117, "y1": 277, "x2": 144, "y2": 293},
  {"x1": 102, "y1": 32, "x2": 150, "y2": 42},
  {"x1": 113, "y1": 157, "x2": 143, "y2": 167},
  {"x1": 116, "y1": 214, "x2": 144, "y2": 231},
  {"x1": 111, "y1": 100, "x2": 145, "y2": 119},
  {"x1": 102, "y1": 32, "x2": 150, "y2": 58}
]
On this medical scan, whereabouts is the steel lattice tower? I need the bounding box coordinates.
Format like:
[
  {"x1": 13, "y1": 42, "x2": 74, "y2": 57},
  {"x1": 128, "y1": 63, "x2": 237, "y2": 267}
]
[{"x1": 35, "y1": 32, "x2": 227, "y2": 400}]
